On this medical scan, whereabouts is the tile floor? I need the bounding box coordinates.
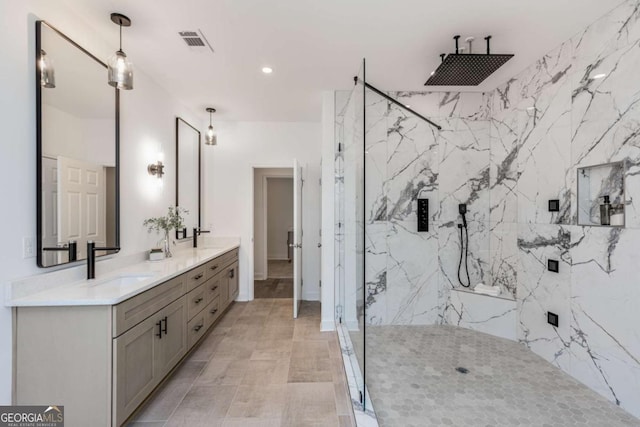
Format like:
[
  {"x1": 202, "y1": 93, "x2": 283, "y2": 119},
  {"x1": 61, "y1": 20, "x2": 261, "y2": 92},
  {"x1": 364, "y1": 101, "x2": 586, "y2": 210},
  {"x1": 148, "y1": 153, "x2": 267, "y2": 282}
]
[
  {"x1": 127, "y1": 299, "x2": 354, "y2": 427},
  {"x1": 366, "y1": 325, "x2": 640, "y2": 427},
  {"x1": 268, "y1": 260, "x2": 293, "y2": 279},
  {"x1": 254, "y1": 278, "x2": 293, "y2": 299}
]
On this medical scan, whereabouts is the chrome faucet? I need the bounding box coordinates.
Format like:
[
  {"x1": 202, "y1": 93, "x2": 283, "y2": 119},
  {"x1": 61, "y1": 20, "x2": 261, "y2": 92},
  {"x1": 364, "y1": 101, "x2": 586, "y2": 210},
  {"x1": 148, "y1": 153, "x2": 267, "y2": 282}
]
[
  {"x1": 43, "y1": 240, "x2": 78, "y2": 262},
  {"x1": 193, "y1": 228, "x2": 210, "y2": 248},
  {"x1": 87, "y1": 241, "x2": 120, "y2": 279}
]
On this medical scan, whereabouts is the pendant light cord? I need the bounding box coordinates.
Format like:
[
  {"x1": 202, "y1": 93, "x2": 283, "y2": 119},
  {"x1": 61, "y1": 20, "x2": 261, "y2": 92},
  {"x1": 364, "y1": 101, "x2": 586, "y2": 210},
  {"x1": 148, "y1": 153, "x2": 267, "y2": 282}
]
[{"x1": 119, "y1": 24, "x2": 122, "y2": 51}]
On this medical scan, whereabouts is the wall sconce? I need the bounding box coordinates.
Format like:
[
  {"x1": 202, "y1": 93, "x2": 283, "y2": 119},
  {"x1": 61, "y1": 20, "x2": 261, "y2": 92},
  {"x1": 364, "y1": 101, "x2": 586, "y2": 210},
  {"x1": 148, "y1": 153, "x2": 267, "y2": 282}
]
[
  {"x1": 148, "y1": 161, "x2": 164, "y2": 178},
  {"x1": 107, "y1": 13, "x2": 134, "y2": 90},
  {"x1": 39, "y1": 49, "x2": 55, "y2": 88},
  {"x1": 205, "y1": 107, "x2": 217, "y2": 145}
]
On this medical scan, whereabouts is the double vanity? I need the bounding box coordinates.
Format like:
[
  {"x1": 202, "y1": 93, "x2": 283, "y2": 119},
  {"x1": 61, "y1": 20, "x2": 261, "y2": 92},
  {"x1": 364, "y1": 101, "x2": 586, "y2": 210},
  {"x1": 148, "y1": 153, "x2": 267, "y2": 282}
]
[
  {"x1": 9, "y1": 244, "x2": 239, "y2": 426},
  {"x1": 23, "y1": 18, "x2": 240, "y2": 427}
]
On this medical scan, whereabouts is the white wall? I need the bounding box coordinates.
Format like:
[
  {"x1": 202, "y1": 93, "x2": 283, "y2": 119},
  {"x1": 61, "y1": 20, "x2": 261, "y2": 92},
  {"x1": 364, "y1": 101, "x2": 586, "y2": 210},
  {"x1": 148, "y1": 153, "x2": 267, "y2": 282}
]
[
  {"x1": 42, "y1": 105, "x2": 114, "y2": 166},
  {"x1": 253, "y1": 168, "x2": 293, "y2": 280},
  {"x1": 320, "y1": 91, "x2": 336, "y2": 331},
  {"x1": 0, "y1": 1, "x2": 200, "y2": 403},
  {"x1": 204, "y1": 121, "x2": 322, "y2": 302},
  {"x1": 267, "y1": 178, "x2": 294, "y2": 260}
]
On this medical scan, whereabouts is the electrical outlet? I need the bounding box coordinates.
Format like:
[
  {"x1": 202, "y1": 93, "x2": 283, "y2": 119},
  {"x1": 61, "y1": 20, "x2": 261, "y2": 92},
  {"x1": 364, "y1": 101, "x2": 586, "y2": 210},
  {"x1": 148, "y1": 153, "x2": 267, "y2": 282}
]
[{"x1": 23, "y1": 237, "x2": 36, "y2": 259}]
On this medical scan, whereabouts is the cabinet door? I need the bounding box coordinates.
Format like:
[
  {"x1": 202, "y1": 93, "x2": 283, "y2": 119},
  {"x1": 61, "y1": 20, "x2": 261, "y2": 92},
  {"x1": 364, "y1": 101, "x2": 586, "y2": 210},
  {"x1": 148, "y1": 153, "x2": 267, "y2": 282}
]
[
  {"x1": 228, "y1": 262, "x2": 239, "y2": 301},
  {"x1": 113, "y1": 314, "x2": 161, "y2": 425},
  {"x1": 156, "y1": 297, "x2": 187, "y2": 378},
  {"x1": 219, "y1": 271, "x2": 229, "y2": 309}
]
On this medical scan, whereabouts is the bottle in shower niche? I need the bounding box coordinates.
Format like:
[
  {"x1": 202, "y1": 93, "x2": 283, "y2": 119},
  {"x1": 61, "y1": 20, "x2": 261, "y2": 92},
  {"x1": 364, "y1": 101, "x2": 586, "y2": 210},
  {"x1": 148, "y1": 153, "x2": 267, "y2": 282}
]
[
  {"x1": 610, "y1": 203, "x2": 625, "y2": 226},
  {"x1": 600, "y1": 195, "x2": 611, "y2": 226}
]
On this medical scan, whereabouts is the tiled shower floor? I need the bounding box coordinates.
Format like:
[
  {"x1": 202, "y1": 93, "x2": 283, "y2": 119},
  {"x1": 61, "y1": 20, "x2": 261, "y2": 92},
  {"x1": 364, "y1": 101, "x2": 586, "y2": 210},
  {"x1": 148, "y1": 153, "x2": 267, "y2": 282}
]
[{"x1": 365, "y1": 325, "x2": 639, "y2": 427}]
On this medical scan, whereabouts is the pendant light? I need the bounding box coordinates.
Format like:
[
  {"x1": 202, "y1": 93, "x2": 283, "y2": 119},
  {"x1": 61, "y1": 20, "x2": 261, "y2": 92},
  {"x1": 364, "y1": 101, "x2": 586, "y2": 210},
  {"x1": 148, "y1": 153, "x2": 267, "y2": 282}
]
[
  {"x1": 39, "y1": 49, "x2": 55, "y2": 88},
  {"x1": 107, "y1": 13, "x2": 133, "y2": 90},
  {"x1": 205, "y1": 107, "x2": 217, "y2": 145}
]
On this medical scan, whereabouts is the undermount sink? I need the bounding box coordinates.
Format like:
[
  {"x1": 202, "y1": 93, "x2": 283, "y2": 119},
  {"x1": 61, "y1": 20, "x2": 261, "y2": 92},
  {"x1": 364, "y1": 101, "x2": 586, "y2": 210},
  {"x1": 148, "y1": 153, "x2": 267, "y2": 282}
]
[{"x1": 94, "y1": 274, "x2": 155, "y2": 287}]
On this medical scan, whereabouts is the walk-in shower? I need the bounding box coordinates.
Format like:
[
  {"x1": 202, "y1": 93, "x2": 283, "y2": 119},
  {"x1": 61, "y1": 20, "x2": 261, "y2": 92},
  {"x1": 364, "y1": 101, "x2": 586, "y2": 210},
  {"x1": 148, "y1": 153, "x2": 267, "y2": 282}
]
[{"x1": 334, "y1": 56, "x2": 639, "y2": 426}]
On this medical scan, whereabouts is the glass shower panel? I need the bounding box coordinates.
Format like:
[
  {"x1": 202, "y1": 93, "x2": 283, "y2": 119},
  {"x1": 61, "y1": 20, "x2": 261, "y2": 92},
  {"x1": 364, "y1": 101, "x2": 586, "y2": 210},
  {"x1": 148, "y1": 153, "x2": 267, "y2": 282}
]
[{"x1": 335, "y1": 60, "x2": 366, "y2": 407}]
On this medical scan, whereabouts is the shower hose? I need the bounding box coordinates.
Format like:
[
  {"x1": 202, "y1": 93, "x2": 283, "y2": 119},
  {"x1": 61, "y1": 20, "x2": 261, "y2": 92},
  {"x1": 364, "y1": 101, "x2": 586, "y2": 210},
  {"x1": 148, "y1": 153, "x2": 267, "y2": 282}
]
[{"x1": 457, "y1": 219, "x2": 471, "y2": 288}]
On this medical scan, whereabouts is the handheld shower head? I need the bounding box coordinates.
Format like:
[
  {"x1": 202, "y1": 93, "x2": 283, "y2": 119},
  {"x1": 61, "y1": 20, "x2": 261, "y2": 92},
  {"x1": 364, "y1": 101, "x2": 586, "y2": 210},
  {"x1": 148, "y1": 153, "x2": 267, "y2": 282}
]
[{"x1": 458, "y1": 204, "x2": 468, "y2": 228}]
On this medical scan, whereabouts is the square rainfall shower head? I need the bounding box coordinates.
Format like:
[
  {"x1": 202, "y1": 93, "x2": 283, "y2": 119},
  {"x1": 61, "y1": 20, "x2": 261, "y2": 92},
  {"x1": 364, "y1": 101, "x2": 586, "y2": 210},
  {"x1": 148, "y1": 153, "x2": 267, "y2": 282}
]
[{"x1": 425, "y1": 53, "x2": 513, "y2": 86}]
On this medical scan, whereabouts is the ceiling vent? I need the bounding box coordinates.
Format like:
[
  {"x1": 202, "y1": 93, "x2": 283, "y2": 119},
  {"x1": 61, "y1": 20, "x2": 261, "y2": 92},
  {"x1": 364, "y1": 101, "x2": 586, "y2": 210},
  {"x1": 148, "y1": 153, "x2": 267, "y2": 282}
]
[{"x1": 179, "y1": 30, "x2": 214, "y2": 53}]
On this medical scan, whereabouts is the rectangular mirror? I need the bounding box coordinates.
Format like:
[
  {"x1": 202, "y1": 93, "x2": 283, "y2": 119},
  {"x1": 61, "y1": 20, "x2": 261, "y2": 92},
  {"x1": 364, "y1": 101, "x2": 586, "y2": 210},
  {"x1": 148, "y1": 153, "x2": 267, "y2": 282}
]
[
  {"x1": 37, "y1": 21, "x2": 119, "y2": 267},
  {"x1": 176, "y1": 117, "x2": 201, "y2": 239}
]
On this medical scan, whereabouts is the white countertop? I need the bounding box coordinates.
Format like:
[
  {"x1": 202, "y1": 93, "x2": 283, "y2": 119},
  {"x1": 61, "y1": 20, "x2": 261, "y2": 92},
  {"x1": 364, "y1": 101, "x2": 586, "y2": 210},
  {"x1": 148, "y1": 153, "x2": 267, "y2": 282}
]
[{"x1": 7, "y1": 243, "x2": 239, "y2": 307}]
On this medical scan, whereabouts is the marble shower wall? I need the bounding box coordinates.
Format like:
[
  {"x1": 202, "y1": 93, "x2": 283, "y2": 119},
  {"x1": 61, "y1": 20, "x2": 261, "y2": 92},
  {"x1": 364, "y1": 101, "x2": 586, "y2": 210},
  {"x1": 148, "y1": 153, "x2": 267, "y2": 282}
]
[
  {"x1": 357, "y1": 91, "x2": 494, "y2": 327},
  {"x1": 335, "y1": 1, "x2": 640, "y2": 417},
  {"x1": 490, "y1": 0, "x2": 640, "y2": 418}
]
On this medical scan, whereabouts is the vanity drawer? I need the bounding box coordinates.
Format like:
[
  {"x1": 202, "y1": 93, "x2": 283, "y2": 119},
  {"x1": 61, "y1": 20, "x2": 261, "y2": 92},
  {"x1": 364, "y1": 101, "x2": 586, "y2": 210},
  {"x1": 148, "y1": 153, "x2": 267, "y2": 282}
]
[
  {"x1": 205, "y1": 274, "x2": 222, "y2": 304},
  {"x1": 186, "y1": 266, "x2": 206, "y2": 293},
  {"x1": 205, "y1": 248, "x2": 239, "y2": 280},
  {"x1": 205, "y1": 259, "x2": 223, "y2": 280},
  {"x1": 113, "y1": 275, "x2": 185, "y2": 337},
  {"x1": 187, "y1": 311, "x2": 207, "y2": 349},
  {"x1": 186, "y1": 282, "x2": 207, "y2": 320},
  {"x1": 205, "y1": 296, "x2": 221, "y2": 329}
]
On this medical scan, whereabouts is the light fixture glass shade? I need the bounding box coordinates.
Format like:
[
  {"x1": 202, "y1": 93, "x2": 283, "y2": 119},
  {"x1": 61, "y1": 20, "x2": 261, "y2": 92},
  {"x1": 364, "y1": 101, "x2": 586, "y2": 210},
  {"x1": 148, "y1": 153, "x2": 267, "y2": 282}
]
[
  {"x1": 205, "y1": 125, "x2": 217, "y2": 145},
  {"x1": 40, "y1": 50, "x2": 55, "y2": 88},
  {"x1": 107, "y1": 50, "x2": 133, "y2": 90}
]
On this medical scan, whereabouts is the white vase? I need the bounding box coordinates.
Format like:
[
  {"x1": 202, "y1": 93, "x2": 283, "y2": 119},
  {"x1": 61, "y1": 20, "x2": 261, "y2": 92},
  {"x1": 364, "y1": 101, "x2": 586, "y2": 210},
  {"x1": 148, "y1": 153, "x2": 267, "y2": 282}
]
[{"x1": 163, "y1": 231, "x2": 172, "y2": 258}]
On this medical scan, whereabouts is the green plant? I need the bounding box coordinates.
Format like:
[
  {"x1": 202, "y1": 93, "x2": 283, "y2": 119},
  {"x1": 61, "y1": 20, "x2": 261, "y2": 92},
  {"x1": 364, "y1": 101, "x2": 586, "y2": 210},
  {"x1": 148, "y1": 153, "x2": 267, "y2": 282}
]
[{"x1": 143, "y1": 206, "x2": 188, "y2": 235}]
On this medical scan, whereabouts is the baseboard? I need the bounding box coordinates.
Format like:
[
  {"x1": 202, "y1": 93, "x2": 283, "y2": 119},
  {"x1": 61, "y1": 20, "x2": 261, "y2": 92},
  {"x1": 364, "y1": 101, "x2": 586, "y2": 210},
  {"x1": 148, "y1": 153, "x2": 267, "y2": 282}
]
[
  {"x1": 267, "y1": 257, "x2": 290, "y2": 261},
  {"x1": 254, "y1": 272, "x2": 266, "y2": 281},
  {"x1": 345, "y1": 319, "x2": 360, "y2": 331},
  {"x1": 302, "y1": 291, "x2": 320, "y2": 301},
  {"x1": 236, "y1": 292, "x2": 250, "y2": 302},
  {"x1": 321, "y1": 319, "x2": 336, "y2": 331}
]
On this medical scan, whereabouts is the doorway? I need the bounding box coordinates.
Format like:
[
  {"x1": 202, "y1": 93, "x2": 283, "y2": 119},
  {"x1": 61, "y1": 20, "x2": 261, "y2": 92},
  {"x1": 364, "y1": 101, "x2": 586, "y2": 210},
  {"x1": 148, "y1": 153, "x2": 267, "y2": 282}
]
[{"x1": 253, "y1": 168, "x2": 294, "y2": 299}]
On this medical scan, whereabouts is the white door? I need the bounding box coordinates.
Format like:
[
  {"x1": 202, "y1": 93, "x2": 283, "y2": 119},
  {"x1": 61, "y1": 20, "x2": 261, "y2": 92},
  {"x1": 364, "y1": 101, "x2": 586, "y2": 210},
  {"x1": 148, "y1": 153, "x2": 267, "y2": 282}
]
[
  {"x1": 58, "y1": 156, "x2": 106, "y2": 259},
  {"x1": 42, "y1": 157, "x2": 59, "y2": 265},
  {"x1": 292, "y1": 159, "x2": 303, "y2": 318}
]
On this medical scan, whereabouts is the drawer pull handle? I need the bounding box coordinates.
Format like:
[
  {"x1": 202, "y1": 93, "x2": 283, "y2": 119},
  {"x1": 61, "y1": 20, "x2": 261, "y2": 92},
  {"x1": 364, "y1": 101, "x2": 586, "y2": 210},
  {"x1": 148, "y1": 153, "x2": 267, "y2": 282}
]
[
  {"x1": 195, "y1": 297, "x2": 204, "y2": 304},
  {"x1": 210, "y1": 265, "x2": 218, "y2": 271},
  {"x1": 210, "y1": 309, "x2": 218, "y2": 315},
  {"x1": 194, "y1": 324, "x2": 204, "y2": 332},
  {"x1": 162, "y1": 316, "x2": 168, "y2": 334},
  {"x1": 211, "y1": 286, "x2": 218, "y2": 291},
  {"x1": 156, "y1": 321, "x2": 163, "y2": 339},
  {"x1": 193, "y1": 273, "x2": 204, "y2": 280},
  {"x1": 228, "y1": 269, "x2": 235, "y2": 279}
]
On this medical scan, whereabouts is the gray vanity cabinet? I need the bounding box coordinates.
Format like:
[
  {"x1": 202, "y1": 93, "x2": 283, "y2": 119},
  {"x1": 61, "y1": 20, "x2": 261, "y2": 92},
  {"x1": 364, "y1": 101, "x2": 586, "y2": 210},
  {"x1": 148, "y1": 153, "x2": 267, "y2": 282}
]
[
  {"x1": 113, "y1": 296, "x2": 187, "y2": 425},
  {"x1": 14, "y1": 248, "x2": 238, "y2": 427}
]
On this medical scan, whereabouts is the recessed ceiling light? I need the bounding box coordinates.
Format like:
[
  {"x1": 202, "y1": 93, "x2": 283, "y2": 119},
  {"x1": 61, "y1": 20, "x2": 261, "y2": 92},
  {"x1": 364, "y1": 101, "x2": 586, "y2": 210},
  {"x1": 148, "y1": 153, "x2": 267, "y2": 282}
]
[
  {"x1": 591, "y1": 73, "x2": 607, "y2": 79},
  {"x1": 405, "y1": 104, "x2": 411, "y2": 108},
  {"x1": 430, "y1": 71, "x2": 435, "y2": 76},
  {"x1": 262, "y1": 66, "x2": 273, "y2": 74}
]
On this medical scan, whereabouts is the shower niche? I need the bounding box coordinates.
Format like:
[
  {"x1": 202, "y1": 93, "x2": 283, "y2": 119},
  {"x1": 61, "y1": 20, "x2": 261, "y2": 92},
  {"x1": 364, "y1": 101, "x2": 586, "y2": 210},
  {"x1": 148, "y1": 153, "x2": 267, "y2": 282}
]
[{"x1": 577, "y1": 161, "x2": 625, "y2": 227}]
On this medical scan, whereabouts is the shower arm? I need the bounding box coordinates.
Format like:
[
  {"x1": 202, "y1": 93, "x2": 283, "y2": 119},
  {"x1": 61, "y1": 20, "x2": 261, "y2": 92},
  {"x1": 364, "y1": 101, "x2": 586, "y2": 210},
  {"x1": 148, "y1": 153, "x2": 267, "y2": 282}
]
[{"x1": 353, "y1": 77, "x2": 442, "y2": 131}]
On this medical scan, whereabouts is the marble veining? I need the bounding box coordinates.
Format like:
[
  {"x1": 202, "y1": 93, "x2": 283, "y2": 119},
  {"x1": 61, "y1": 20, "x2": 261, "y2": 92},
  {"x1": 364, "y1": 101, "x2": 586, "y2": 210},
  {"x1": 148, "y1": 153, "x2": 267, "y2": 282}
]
[{"x1": 335, "y1": 4, "x2": 640, "y2": 419}]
